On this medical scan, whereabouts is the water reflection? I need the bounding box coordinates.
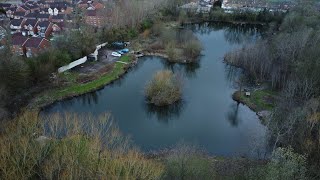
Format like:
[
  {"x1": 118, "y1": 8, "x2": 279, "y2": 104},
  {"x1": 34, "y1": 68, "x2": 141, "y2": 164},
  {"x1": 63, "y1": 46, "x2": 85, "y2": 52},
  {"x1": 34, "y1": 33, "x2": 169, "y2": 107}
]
[
  {"x1": 144, "y1": 100, "x2": 185, "y2": 123},
  {"x1": 161, "y1": 60, "x2": 201, "y2": 78},
  {"x1": 188, "y1": 22, "x2": 262, "y2": 44},
  {"x1": 226, "y1": 103, "x2": 241, "y2": 127},
  {"x1": 80, "y1": 91, "x2": 100, "y2": 105},
  {"x1": 225, "y1": 64, "x2": 242, "y2": 87}
]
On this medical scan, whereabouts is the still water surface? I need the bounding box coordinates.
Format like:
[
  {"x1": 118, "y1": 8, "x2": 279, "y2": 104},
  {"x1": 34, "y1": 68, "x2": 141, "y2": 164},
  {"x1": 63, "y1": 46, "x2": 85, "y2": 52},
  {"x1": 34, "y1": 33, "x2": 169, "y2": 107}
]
[{"x1": 42, "y1": 23, "x2": 267, "y2": 156}]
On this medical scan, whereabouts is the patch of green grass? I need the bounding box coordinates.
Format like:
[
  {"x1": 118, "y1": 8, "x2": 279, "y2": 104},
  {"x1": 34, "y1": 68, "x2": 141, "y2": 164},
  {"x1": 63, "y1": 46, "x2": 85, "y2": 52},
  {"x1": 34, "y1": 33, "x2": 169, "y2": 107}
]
[
  {"x1": 119, "y1": 55, "x2": 131, "y2": 63},
  {"x1": 235, "y1": 89, "x2": 277, "y2": 111},
  {"x1": 58, "y1": 72, "x2": 79, "y2": 83},
  {"x1": 33, "y1": 61, "x2": 129, "y2": 108}
]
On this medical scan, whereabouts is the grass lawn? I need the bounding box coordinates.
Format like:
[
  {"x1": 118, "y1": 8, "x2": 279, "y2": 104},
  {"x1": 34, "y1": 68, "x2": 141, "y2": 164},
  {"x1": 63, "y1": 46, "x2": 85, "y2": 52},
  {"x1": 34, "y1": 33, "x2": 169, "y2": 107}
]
[
  {"x1": 32, "y1": 61, "x2": 129, "y2": 108},
  {"x1": 233, "y1": 89, "x2": 278, "y2": 112},
  {"x1": 119, "y1": 55, "x2": 131, "y2": 63}
]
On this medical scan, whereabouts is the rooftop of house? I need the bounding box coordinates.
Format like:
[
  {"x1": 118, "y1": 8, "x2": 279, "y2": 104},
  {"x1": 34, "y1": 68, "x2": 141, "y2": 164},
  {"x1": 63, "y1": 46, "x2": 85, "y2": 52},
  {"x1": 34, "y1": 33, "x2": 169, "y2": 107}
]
[
  {"x1": 24, "y1": 37, "x2": 49, "y2": 48},
  {"x1": 24, "y1": 19, "x2": 38, "y2": 26},
  {"x1": 25, "y1": 2, "x2": 40, "y2": 10},
  {"x1": 19, "y1": 5, "x2": 30, "y2": 11},
  {"x1": 11, "y1": 33, "x2": 28, "y2": 45},
  {"x1": 48, "y1": 2, "x2": 71, "y2": 10},
  {"x1": 13, "y1": 11, "x2": 26, "y2": 16},
  {"x1": 6, "y1": 7, "x2": 17, "y2": 12},
  {"x1": 51, "y1": 14, "x2": 65, "y2": 19},
  {"x1": 10, "y1": 19, "x2": 24, "y2": 26},
  {"x1": 86, "y1": 10, "x2": 96, "y2": 16},
  {"x1": 37, "y1": 13, "x2": 51, "y2": 18},
  {"x1": 24, "y1": 12, "x2": 38, "y2": 18},
  {"x1": 0, "y1": 3, "x2": 12, "y2": 9},
  {"x1": 37, "y1": 21, "x2": 51, "y2": 27}
]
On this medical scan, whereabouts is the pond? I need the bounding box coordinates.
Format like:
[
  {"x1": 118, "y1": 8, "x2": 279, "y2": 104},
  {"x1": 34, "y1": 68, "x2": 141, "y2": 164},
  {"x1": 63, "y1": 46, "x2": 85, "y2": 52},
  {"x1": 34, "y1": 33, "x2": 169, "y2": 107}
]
[{"x1": 42, "y1": 23, "x2": 268, "y2": 157}]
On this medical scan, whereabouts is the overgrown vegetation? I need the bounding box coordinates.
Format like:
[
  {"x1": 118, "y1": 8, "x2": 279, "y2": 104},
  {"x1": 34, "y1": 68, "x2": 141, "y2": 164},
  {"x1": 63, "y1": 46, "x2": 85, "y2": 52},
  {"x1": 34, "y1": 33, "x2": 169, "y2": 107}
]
[
  {"x1": 163, "y1": 144, "x2": 215, "y2": 180},
  {"x1": 145, "y1": 70, "x2": 183, "y2": 106},
  {"x1": 209, "y1": 7, "x2": 285, "y2": 24},
  {"x1": 0, "y1": 112, "x2": 164, "y2": 179},
  {"x1": 0, "y1": 111, "x2": 309, "y2": 179},
  {"x1": 233, "y1": 89, "x2": 277, "y2": 112},
  {"x1": 147, "y1": 23, "x2": 203, "y2": 63},
  {"x1": 225, "y1": 1, "x2": 320, "y2": 177}
]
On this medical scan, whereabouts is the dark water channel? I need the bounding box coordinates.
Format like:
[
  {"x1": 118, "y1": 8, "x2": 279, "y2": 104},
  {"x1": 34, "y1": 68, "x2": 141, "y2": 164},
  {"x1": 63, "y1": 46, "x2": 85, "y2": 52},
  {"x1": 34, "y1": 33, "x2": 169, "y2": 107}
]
[{"x1": 42, "y1": 23, "x2": 268, "y2": 157}]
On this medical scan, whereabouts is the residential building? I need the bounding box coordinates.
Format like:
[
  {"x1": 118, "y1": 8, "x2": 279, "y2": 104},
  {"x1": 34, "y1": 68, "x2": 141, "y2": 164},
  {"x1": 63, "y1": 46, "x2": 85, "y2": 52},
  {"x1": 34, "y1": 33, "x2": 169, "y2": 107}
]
[
  {"x1": 10, "y1": 19, "x2": 26, "y2": 32},
  {"x1": 37, "y1": 21, "x2": 53, "y2": 37},
  {"x1": 11, "y1": 33, "x2": 28, "y2": 55},
  {"x1": 85, "y1": 10, "x2": 103, "y2": 27},
  {"x1": 5, "y1": 7, "x2": 17, "y2": 18},
  {"x1": 37, "y1": 13, "x2": 51, "y2": 21},
  {"x1": 13, "y1": 11, "x2": 26, "y2": 19},
  {"x1": 51, "y1": 14, "x2": 65, "y2": 23},
  {"x1": 23, "y1": 19, "x2": 39, "y2": 36},
  {"x1": 24, "y1": 12, "x2": 38, "y2": 19},
  {"x1": 24, "y1": 37, "x2": 50, "y2": 57}
]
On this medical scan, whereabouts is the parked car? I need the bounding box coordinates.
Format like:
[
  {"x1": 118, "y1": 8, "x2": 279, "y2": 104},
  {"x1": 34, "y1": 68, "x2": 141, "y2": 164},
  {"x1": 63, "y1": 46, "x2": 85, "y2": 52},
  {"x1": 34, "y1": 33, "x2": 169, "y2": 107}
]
[
  {"x1": 111, "y1": 42, "x2": 130, "y2": 49},
  {"x1": 111, "y1": 52, "x2": 122, "y2": 57},
  {"x1": 120, "y1": 48, "x2": 129, "y2": 53}
]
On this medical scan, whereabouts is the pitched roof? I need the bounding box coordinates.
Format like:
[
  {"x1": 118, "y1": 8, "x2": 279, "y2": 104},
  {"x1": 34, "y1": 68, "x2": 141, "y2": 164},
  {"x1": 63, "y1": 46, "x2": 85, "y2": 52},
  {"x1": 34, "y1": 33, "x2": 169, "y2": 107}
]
[
  {"x1": 25, "y1": 2, "x2": 39, "y2": 10},
  {"x1": 49, "y1": 2, "x2": 70, "y2": 10},
  {"x1": 24, "y1": 37, "x2": 49, "y2": 48},
  {"x1": 19, "y1": 5, "x2": 30, "y2": 11},
  {"x1": 37, "y1": 13, "x2": 50, "y2": 18},
  {"x1": 37, "y1": 21, "x2": 51, "y2": 28},
  {"x1": 13, "y1": 11, "x2": 26, "y2": 16},
  {"x1": 10, "y1": 19, "x2": 24, "y2": 26},
  {"x1": 24, "y1": 12, "x2": 37, "y2": 18},
  {"x1": 11, "y1": 33, "x2": 28, "y2": 45},
  {"x1": 0, "y1": 3, "x2": 12, "y2": 9},
  {"x1": 24, "y1": 19, "x2": 38, "y2": 26},
  {"x1": 52, "y1": 14, "x2": 64, "y2": 19},
  {"x1": 86, "y1": 10, "x2": 96, "y2": 16},
  {"x1": 6, "y1": 7, "x2": 17, "y2": 12}
]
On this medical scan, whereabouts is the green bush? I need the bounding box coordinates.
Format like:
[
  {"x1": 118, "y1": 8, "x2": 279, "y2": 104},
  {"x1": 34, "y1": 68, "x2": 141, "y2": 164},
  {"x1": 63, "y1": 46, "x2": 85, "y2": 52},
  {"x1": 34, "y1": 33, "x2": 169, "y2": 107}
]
[
  {"x1": 246, "y1": 147, "x2": 307, "y2": 180},
  {"x1": 0, "y1": 112, "x2": 164, "y2": 179},
  {"x1": 163, "y1": 144, "x2": 214, "y2": 180},
  {"x1": 165, "y1": 42, "x2": 179, "y2": 62},
  {"x1": 145, "y1": 70, "x2": 182, "y2": 106},
  {"x1": 183, "y1": 39, "x2": 202, "y2": 62},
  {"x1": 266, "y1": 147, "x2": 307, "y2": 180},
  {"x1": 141, "y1": 19, "x2": 153, "y2": 31}
]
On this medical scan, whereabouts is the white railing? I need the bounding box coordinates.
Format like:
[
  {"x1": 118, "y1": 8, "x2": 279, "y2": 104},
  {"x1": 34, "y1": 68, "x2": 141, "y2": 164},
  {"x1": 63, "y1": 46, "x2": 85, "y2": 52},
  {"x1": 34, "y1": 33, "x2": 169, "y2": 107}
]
[{"x1": 57, "y1": 42, "x2": 108, "y2": 73}]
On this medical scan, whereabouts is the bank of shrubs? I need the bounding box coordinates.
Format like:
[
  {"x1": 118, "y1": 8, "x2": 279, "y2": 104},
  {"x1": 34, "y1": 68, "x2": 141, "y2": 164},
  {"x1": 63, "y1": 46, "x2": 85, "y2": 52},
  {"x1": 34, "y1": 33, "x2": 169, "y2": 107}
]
[
  {"x1": 0, "y1": 111, "x2": 308, "y2": 179},
  {"x1": 145, "y1": 70, "x2": 182, "y2": 106},
  {"x1": 224, "y1": 2, "x2": 320, "y2": 177},
  {"x1": 0, "y1": 112, "x2": 164, "y2": 179}
]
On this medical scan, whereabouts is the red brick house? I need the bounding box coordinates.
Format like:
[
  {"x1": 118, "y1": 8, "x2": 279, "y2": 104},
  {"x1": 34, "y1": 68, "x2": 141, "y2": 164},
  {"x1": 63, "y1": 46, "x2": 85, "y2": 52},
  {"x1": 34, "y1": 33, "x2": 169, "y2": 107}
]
[
  {"x1": 24, "y1": 12, "x2": 37, "y2": 19},
  {"x1": 13, "y1": 11, "x2": 26, "y2": 19},
  {"x1": 85, "y1": 10, "x2": 103, "y2": 27},
  {"x1": 37, "y1": 13, "x2": 51, "y2": 21},
  {"x1": 91, "y1": 1, "x2": 104, "y2": 10},
  {"x1": 16, "y1": 5, "x2": 30, "y2": 13},
  {"x1": 23, "y1": 19, "x2": 39, "y2": 36},
  {"x1": 24, "y1": 37, "x2": 50, "y2": 57},
  {"x1": 10, "y1": 19, "x2": 26, "y2": 32},
  {"x1": 36, "y1": 21, "x2": 53, "y2": 38},
  {"x1": 51, "y1": 14, "x2": 64, "y2": 23},
  {"x1": 11, "y1": 33, "x2": 28, "y2": 55}
]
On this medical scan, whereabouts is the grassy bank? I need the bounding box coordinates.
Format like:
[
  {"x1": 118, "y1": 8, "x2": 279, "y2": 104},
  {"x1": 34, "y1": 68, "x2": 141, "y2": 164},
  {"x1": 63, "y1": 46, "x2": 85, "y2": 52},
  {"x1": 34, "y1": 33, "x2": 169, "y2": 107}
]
[
  {"x1": 232, "y1": 89, "x2": 278, "y2": 112},
  {"x1": 30, "y1": 55, "x2": 134, "y2": 109}
]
